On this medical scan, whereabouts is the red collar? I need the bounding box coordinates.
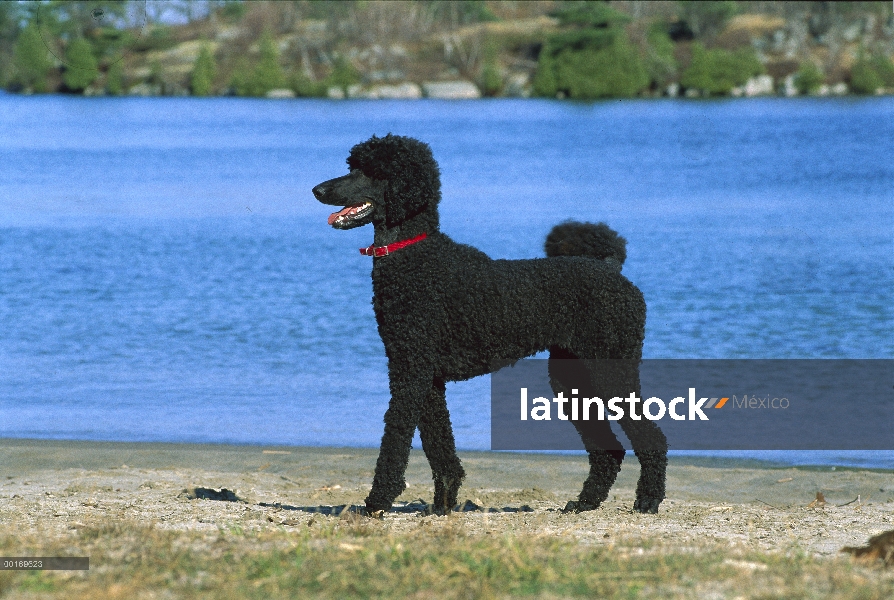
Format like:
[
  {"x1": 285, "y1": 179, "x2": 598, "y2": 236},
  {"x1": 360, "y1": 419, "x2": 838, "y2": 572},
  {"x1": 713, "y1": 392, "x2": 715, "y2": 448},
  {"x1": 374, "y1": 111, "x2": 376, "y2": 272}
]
[{"x1": 360, "y1": 232, "x2": 427, "y2": 257}]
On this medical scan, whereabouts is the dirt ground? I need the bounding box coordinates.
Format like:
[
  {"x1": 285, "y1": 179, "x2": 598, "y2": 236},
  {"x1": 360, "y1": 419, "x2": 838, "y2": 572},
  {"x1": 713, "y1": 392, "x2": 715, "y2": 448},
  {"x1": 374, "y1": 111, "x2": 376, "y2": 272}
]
[{"x1": 1, "y1": 439, "x2": 892, "y2": 557}]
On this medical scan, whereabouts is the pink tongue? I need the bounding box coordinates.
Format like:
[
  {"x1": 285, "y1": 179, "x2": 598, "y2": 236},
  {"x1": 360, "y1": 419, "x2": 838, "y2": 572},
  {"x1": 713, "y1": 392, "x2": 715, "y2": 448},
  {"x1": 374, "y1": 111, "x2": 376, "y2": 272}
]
[{"x1": 327, "y1": 204, "x2": 362, "y2": 225}]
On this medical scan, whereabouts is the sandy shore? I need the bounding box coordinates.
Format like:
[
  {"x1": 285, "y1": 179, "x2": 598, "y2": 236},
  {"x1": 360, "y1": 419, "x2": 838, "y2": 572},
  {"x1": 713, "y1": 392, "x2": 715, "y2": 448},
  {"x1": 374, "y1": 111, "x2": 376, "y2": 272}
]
[{"x1": 1, "y1": 438, "x2": 892, "y2": 557}]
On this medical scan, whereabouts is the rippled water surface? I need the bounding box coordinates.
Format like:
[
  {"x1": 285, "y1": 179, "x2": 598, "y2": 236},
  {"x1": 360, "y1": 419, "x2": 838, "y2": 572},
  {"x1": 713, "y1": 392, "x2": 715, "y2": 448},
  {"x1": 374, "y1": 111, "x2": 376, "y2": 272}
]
[{"x1": 1, "y1": 95, "x2": 891, "y2": 466}]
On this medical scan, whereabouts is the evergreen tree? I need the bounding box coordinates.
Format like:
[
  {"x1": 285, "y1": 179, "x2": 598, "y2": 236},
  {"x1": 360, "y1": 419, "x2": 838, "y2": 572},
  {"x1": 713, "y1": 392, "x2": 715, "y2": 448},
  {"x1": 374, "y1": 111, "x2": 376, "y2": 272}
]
[
  {"x1": 870, "y1": 53, "x2": 894, "y2": 88},
  {"x1": 106, "y1": 59, "x2": 124, "y2": 95},
  {"x1": 148, "y1": 59, "x2": 163, "y2": 87},
  {"x1": 849, "y1": 47, "x2": 889, "y2": 95},
  {"x1": 645, "y1": 21, "x2": 677, "y2": 89},
  {"x1": 325, "y1": 55, "x2": 359, "y2": 95},
  {"x1": 0, "y1": 3, "x2": 21, "y2": 87},
  {"x1": 680, "y1": 43, "x2": 712, "y2": 95},
  {"x1": 850, "y1": 58, "x2": 882, "y2": 95},
  {"x1": 480, "y1": 60, "x2": 501, "y2": 97},
  {"x1": 532, "y1": 47, "x2": 558, "y2": 97},
  {"x1": 533, "y1": 2, "x2": 649, "y2": 99},
  {"x1": 681, "y1": 43, "x2": 763, "y2": 96},
  {"x1": 288, "y1": 71, "x2": 327, "y2": 97},
  {"x1": 229, "y1": 57, "x2": 251, "y2": 96},
  {"x1": 14, "y1": 21, "x2": 53, "y2": 92},
  {"x1": 554, "y1": 34, "x2": 648, "y2": 98},
  {"x1": 250, "y1": 31, "x2": 284, "y2": 96},
  {"x1": 479, "y1": 38, "x2": 502, "y2": 97},
  {"x1": 62, "y1": 38, "x2": 98, "y2": 92},
  {"x1": 191, "y1": 44, "x2": 216, "y2": 96},
  {"x1": 794, "y1": 61, "x2": 824, "y2": 95}
]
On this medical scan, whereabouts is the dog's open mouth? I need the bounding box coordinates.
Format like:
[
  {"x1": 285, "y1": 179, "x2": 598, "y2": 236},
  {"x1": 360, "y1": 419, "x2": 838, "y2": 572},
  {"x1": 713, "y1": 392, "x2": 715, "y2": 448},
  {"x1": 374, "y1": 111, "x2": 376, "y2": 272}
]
[{"x1": 327, "y1": 202, "x2": 373, "y2": 229}]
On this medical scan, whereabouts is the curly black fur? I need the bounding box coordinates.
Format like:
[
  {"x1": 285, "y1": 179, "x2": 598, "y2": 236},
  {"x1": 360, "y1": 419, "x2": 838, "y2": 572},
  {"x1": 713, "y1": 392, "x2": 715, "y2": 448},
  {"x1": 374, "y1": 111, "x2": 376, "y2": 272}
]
[
  {"x1": 313, "y1": 134, "x2": 667, "y2": 515},
  {"x1": 545, "y1": 220, "x2": 627, "y2": 266},
  {"x1": 347, "y1": 134, "x2": 441, "y2": 228}
]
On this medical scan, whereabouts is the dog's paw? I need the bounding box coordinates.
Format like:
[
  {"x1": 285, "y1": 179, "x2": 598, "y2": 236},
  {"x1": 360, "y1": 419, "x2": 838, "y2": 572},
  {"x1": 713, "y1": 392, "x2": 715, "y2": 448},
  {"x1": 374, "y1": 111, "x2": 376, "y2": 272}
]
[
  {"x1": 362, "y1": 503, "x2": 389, "y2": 518},
  {"x1": 561, "y1": 500, "x2": 600, "y2": 514},
  {"x1": 364, "y1": 492, "x2": 393, "y2": 516},
  {"x1": 633, "y1": 496, "x2": 662, "y2": 514}
]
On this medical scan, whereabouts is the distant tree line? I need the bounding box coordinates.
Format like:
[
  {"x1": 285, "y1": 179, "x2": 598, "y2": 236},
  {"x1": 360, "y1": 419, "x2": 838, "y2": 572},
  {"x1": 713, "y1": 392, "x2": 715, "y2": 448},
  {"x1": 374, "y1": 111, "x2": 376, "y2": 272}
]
[
  {"x1": 1, "y1": 0, "x2": 240, "y2": 94},
  {"x1": 1, "y1": 1, "x2": 892, "y2": 99},
  {"x1": 532, "y1": 1, "x2": 893, "y2": 99}
]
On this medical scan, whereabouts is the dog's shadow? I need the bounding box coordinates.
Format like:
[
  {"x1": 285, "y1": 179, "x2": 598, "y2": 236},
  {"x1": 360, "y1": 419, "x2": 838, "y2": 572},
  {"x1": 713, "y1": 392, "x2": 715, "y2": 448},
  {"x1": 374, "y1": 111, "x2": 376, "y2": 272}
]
[
  {"x1": 258, "y1": 499, "x2": 535, "y2": 516},
  {"x1": 185, "y1": 487, "x2": 534, "y2": 515}
]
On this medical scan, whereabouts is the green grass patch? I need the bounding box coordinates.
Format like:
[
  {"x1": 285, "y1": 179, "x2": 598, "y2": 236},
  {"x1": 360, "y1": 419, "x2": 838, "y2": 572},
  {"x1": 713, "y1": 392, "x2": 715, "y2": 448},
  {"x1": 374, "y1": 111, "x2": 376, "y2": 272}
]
[{"x1": 0, "y1": 517, "x2": 891, "y2": 599}]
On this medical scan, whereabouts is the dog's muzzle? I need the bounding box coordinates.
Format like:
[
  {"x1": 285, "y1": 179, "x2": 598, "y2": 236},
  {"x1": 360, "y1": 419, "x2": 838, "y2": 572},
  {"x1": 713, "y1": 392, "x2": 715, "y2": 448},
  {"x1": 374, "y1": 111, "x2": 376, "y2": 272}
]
[{"x1": 326, "y1": 202, "x2": 373, "y2": 227}]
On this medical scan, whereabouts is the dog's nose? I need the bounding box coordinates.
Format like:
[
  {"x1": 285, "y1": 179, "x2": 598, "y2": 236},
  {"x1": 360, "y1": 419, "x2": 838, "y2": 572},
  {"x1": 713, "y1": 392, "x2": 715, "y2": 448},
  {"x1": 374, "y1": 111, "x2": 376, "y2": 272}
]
[{"x1": 312, "y1": 182, "x2": 328, "y2": 200}]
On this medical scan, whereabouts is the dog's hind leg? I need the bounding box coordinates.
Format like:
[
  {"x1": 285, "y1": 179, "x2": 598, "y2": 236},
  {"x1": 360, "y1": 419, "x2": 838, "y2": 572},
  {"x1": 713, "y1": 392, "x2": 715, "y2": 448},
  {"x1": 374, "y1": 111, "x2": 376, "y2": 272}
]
[
  {"x1": 565, "y1": 430, "x2": 625, "y2": 513},
  {"x1": 549, "y1": 353, "x2": 626, "y2": 513},
  {"x1": 418, "y1": 377, "x2": 465, "y2": 515},
  {"x1": 619, "y1": 415, "x2": 667, "y2": 514},
  {"x1": 575, "y1": 356, "x2": 667, "y2": 513},
  {"x1": 606, "y1": 359, "x2": 668, "y2": 514},
  {"x1": 365, "y1": 368, "x2": 432, "y2": 514}
]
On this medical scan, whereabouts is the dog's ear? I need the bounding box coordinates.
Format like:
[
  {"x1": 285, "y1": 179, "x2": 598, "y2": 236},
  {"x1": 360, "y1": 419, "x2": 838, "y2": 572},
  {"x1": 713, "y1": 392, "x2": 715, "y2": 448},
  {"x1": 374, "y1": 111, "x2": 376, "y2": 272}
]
[
  {"x1": 348, "y1": 134, "x2": 440, "y2": 228},
  {"x1": 383, "y1": 179, "x2": 431, "y2": 227}
]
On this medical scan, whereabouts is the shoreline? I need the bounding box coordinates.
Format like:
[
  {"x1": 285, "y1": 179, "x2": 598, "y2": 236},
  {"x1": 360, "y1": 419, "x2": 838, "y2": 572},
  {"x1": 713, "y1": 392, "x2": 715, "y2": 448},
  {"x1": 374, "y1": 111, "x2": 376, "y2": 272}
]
[{"x1": 1, "y1": 438, "x2": 891, "y2": 473}]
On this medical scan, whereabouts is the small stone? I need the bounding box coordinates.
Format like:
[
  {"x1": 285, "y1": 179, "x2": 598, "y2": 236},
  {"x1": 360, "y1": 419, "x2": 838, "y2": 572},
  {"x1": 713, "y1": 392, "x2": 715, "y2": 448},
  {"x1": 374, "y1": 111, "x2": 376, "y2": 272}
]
[
  {"x1": 422, "y1": 81, "x2": 481, "y2": 99},
  {"x1": 266, "y1": 88, "x2": 296, "y2": 99}
]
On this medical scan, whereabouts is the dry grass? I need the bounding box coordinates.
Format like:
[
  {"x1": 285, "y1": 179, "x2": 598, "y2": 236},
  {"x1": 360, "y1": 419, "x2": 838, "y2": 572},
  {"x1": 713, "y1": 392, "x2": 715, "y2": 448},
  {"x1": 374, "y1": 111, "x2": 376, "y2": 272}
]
[{"x1": 1, "y1": 515, "x2": 892, "y2": 600}]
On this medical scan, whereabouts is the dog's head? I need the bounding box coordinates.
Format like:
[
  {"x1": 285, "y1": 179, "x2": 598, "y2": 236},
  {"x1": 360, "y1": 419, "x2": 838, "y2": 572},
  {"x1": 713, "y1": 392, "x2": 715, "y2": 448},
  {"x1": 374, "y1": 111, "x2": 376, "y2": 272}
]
[{"x1": 313, "y1": 134, "x2": 440, "y2": 230}]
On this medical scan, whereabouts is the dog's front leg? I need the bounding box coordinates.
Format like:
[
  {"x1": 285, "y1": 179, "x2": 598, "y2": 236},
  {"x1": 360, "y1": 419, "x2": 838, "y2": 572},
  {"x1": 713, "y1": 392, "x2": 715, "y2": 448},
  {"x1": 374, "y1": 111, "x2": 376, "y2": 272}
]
[
  {"x1": 365, "y1": 366, "x2": 432, "y2": 515},
  {"x1": 419, "y1": 378, "x2": 465, "y2": 515}
]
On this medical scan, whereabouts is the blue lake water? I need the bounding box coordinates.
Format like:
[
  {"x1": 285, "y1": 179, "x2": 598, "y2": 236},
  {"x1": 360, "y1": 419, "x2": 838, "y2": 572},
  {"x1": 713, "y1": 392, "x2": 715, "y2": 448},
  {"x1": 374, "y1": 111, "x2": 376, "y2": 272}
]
[{"x1": 1, "y1": 94, "x2": 892, "y2": 468}]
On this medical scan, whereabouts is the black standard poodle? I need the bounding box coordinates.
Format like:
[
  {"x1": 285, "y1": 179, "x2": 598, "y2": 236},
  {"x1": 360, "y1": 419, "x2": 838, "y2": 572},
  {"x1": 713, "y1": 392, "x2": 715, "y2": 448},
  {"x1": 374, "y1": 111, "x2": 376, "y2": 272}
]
[{"x1": 313, "y1": 134, "x2": 667, "y2": 516}]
